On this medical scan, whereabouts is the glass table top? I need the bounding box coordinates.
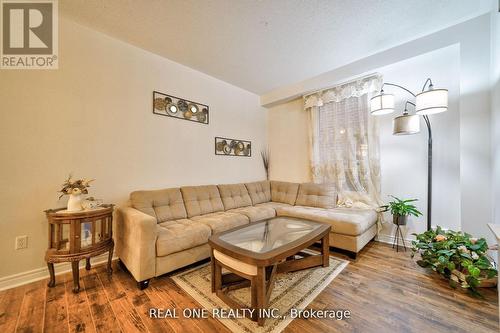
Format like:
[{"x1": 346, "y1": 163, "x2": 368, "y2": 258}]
[{"x1": 218, "y1": 217, "x2": 322, "y2": 254}]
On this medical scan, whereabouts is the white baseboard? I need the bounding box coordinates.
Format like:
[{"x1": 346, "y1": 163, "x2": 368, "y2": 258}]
[
  {"x1": 377, "y1": 233, "x2": 414, "y2": 247},
  {"x1": 0, "y1": 253, "x2": 117, "y2": 291}
]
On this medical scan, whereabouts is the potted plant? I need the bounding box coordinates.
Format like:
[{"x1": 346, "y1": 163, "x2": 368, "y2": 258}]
[
  {"x1": 380, "y1": 195, "x2": 423, "y2": 225},
  {"x1": 58, "y1": 175, "x2": 94, "y2": 212},
  {"x1": 411, "y1": 226, "x2": 497, "y2": 296}
]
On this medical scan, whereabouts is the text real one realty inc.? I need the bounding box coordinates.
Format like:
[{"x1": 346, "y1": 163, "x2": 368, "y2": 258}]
[{"x1": 149, "y1": 308, "x2": 351, "y2": 320}]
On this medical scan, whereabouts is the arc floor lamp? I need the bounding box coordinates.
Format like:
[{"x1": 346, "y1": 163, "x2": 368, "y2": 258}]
[{"x1": 370, "y1": 78, "x2": 448, "y2": 231}]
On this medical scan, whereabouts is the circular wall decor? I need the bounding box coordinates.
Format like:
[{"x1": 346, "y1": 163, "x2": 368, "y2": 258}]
[
  {"x1": 188, "y1": 104, "x2": 199, "y2": 114},
  {"x1": 177, "y1": 100, "x2": 188, "y2": 112},
  {"x1": 153, "y1": 91, "x2": 209, "y2": 124},
  {"x1": 216, "y1": 140, "x2": 228, "y2": 152},
  {"x1": 234, "y1": 141, "x2": 245, "y2": 155},
  {"x1": 154, "y1": 98, "x2": 166, "y2": 110},
  {"x1": 196, "y1": 112, "x2": 207, "y2": 122},
  {"x1": 215, "y1": 137, "x2": 251, "y2": 157},
  {"x1": 166, "y1": 103, "x2": 178, "y2": 115}
]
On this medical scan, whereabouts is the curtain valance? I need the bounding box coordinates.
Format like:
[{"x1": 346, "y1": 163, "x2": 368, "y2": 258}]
[{"x1": 303, "y1": 75, "x2": 382, "y2": 109}]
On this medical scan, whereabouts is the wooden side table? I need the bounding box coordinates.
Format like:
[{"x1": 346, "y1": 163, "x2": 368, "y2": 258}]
[{"x1": 44, "y1": 204, "x2": 114, "y2": 293}]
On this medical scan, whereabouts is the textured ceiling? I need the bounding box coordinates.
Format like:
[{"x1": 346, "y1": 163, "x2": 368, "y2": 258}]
[{"x1": 60, "y1": 0, "x2": 490, "y2": 94}]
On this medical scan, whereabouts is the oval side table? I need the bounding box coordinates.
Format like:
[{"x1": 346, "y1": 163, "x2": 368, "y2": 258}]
[{"x1": 44, "y1": 204, "x2": 114, "y2": 293}]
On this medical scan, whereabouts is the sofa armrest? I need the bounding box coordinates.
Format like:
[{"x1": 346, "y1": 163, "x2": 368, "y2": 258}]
[{"x1": 116, "y1": 207, "x2": 158, "y2": 282}]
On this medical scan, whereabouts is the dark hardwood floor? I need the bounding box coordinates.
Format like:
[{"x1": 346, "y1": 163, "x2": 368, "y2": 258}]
[{"x1": 0, "y1": 242, "x2": 497, "y2": 333}]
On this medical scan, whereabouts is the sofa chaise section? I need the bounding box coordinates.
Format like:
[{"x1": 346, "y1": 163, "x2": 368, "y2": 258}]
[
  {"x1": 275, "y1": 182, "x2": 377, "y2": 257},
  {"x1": 276, "y1": 205, "x2": 377, "y2": 252}
]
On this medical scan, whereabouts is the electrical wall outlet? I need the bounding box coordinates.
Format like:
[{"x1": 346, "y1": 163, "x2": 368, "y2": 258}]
[{"x1": 15, "y1": 235, "x2": 28, "y2": 250}]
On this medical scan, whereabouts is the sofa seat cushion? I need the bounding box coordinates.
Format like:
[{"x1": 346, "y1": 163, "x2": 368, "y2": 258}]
[
  {"x1": 254, "y1": 201, "x2": 292, "y2": 212},
  {"x1": 181, "y1": 185, "x2": 224, "y2": 217},
  {"x1": 227, "y1": 206, "x2": 276, "y2": 223},
  {"x1": 245, "y1": 181, "x2": 271, "y2": 205},
  {"x1": 131, "y1": 188, "x2": 187, "y2": 223},
  {"x1": 270, "y1": 181, "x2": 299, "y2": 205},
  {"x1": 156, "y1": 219, "x2": 211, "y2": 257},
  {"x1": 276, "y1": 206, "x2": 377, "y2": 236},
  {"x1": 218, "y1": 183, "x2": 252, "y2": 210},
  {"x1": 191, "y1": 212, "x2": 249, "y2": 234},
  {"x1": 296, "y1": 183, "x2": 337, "y2": 209}
]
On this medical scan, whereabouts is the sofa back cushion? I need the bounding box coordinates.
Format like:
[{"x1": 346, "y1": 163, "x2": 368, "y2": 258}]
[
  {"x1": 218, "y1": 183, "x2": 252, "y2": 210},
  {"x1": 270, "y1": 181, "x2": 299, "y2": 205},
  {"x1": 245, "y1": 180, "x2": 271, "y2": 205},
  {"x1": 130, "y1": 188, "x2": 187, "y2": 223},
  {"x1": 181, "y1": 185, "x2": 224, "y2": 217},
  {"x1": 295, "y1": 183, "x2": 337, "y2": 209}
]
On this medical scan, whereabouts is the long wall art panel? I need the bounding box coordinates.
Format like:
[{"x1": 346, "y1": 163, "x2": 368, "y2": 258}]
[
  {"x1": 215, "y1": 137, "x2": 252, "y2": 157},
  {"x1": 153, "y1": 91, "x2": 209, "y2": 124}
]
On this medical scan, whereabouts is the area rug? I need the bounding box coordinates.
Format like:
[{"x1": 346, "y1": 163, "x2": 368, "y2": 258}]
[{"x1": 172, "y1": 255, "x2": 349, "y2": 333}]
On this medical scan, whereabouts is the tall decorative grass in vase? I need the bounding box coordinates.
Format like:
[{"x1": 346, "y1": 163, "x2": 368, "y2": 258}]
[{"x1": 261, "y1": 150, "x2": 270, "y2": 180}]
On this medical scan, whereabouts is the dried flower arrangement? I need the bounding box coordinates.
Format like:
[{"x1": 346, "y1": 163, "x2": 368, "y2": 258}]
[
  {"x1": 58, "y1": 175, "x2": 94, "y2": 200},
  {"x1": 261, "y1": 149, "x2": 270, "y2": 180}
]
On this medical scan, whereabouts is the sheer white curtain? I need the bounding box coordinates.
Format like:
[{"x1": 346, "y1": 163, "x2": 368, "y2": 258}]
[{"x1": 305, "y1": 75, "x2": 383, "y2": 209}]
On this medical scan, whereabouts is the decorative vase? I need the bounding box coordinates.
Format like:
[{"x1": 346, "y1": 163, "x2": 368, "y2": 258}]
[
  {"x1": 393, "y1": 214, "x2": 408, "y2": 225},
  {"x1": 67, "y1": 194, "x2": 83, "y2": 212},
  {"x1": 451, "y1": 269, "x2": 498, "y2": 288}
]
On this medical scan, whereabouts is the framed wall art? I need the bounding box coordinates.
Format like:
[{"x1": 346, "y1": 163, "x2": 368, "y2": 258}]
[
  {"x1": 215, "y1": 137, "x2": 252, "y2": 157},
  {"x1": 153, "y1": 91, "x2": 209, "y2": 124}
]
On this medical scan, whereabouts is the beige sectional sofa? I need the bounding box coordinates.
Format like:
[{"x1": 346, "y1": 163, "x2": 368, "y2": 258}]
[{"x1": 116, "y1": 180, "x2": 378, "y2": 289}]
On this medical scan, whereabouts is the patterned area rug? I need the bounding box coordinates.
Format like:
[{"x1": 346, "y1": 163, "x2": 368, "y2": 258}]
[{"x1": 172, "y1": 255, "x2": 348, "y2": 333}]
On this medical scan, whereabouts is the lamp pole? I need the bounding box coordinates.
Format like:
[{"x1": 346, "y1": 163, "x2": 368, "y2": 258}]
[
  {"x1": 423, "y1": 115, "x2": 432, "y2": 231},
  {"x1": 382, "y1": 83, "x2": 433, "y2": 231}
]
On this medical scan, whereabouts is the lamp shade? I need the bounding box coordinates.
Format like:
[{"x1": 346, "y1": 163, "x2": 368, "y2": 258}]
[
  {"x1": 393, "y1": 114, "x2": 420, "y2": 135},
  {"x1": 415, "y1": 89, "x2": 448, "y2": 115},
  {"x1": 370, "y1": 93, "x2": 395, "y2": 115}
]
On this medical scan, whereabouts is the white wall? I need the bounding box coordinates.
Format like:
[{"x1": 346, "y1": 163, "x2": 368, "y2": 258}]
[
  {"x1": 458, "y1": 15, "x2": 492, "y2": 243},
  {"x1": 267, "y1": 14, "x2": 494, "y2": 242},
  {"x1": 376, "y1": 45, "x2": 460, "y2": 240},
  {"x1": 492, "y1": 10, "x2": 500, "y2": 226},
  {"x1": 0, "y1": 17, "x2": 267, "y2": 279}
]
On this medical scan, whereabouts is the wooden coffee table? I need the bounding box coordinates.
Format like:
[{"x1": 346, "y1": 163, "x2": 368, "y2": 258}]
[{"x1": 208, "y1": 216, "x2": 331, "y2": 326}]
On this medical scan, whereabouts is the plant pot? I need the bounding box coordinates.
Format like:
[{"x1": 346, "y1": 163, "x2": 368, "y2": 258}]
[
  {"x1": 67, "y1": 194, "x2": 83, "y2": 212},
  {"x1": 451, "y1": 269, "x2": 497, "y2": 288},
  {"x1": 393, "y1": 214, "x2": 408, "y2": 225}
]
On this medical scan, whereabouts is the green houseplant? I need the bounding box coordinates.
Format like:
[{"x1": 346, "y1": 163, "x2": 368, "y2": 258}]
[
  {"x1": 380, "y1": 196, "x2": 423, "y2": 225},
  {"x1": 411, "y1": 226, "x2": 497, "y2": 296}
]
